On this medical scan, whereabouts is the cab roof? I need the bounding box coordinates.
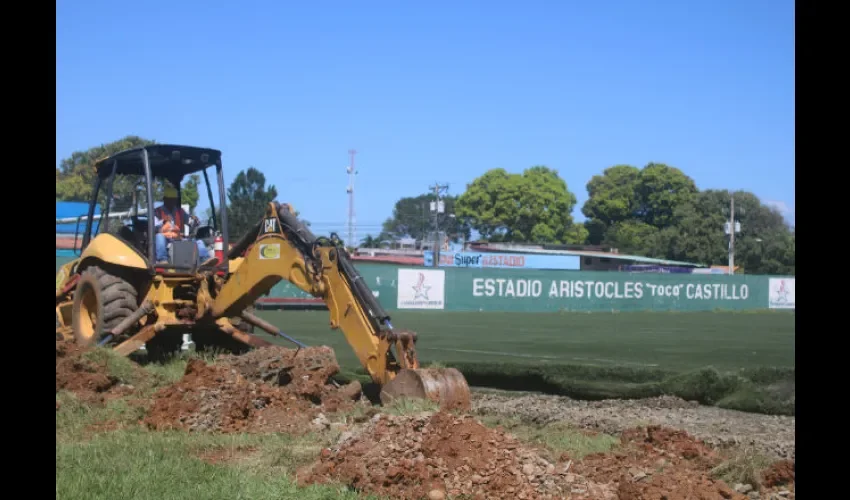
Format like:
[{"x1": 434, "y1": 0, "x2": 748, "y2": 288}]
[{"x1": 94, "y1": 144, "x2": 222, "y2": 179}]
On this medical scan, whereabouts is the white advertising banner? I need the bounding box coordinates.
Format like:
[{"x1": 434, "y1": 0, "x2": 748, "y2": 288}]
[
  {"x1": 397, "y1": 269, "x2": 446, "y2": 309},
  {"x1": 768, "y1": 277, "x2": 795, "y2": 309}
]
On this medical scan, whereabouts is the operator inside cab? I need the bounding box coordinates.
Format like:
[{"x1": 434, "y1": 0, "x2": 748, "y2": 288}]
[{"x1": 153, "y1": 184, "x2": 210, "y2": 264}]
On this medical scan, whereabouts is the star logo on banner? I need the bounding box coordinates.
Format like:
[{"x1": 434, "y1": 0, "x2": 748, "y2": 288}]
[{"x1": 412, "y1": 272, "x2": 430, "y2": 300}]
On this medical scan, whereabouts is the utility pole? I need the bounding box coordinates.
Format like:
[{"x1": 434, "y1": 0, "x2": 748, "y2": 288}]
[
  {"x1": 729, "y1": 195, "x2": 735, "y2": 275},
  {"x1": 346, "y1": 149, "x2": 357, "y2": 248},
  {"x1": 725, "y1": 194, "x2": 741, "y2": 275},
  {"x1": 429, "y1": 182, "x2": 449, "y2": 267}
]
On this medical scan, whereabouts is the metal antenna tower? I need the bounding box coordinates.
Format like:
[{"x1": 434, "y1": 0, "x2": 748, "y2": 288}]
[{"x1": 346, "y1": 149, "x2": 357, "y2": 247}]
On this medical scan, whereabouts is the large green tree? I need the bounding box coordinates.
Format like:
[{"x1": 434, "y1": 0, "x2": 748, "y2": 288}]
[
  {"x1": 582, "y1": 162, "x2": 697, "y2": 245},
  {"x1": 456, "y1": 166, "x2": 587, "y2": 244},
  {"x1": 381, "y1": 193, "x2": 470, "y2": 242},
  {"x1": 56, "y1": 136, "x2": 160, "y2": 210},
  {"x1": 636, "y1": 162, "x2": 699, "y2": 227},
  {"x1": 226, "y1": 167, "x2": 279, "y2": 239},
  {"x1": 182, "y1": 174, "x2": 201, "y2": 215},
  {"x1": 601, "y1": 220, "x2": 660, "y2": 256},
  {"x1": 651, "y1": 189, "x2": 795, "y2": 274},
  {"x1": 56, "y1": 136, "x2": 206, "y2": 215}
]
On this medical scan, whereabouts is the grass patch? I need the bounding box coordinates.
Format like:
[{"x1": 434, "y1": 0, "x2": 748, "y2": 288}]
[
  {"x1": 139, "y1": 356, "x2": 191, "y2": 391},
  {"x1": 56, "y1": 428, "x2": 375, "y2": 500},
  {"x1": 447, "y1": 362, "x2": 795, "y2": 416},
  {"x1": 55, "y1": 391, "x2": 147, "y2": 441},
  {"x1": 479, "y1": 415, "x2": 620, "y2": 460},
  {"x1": 711, "y1": 446, "x2": 775, "y2": 489},
  {"x1": 82, "y1": 348, "x2": 145, "y2": 385},
  {"x1": 328, "y1": 362, "x2": 795, "y2": 416},
  {"x1": 383, "y1": 397, "x2": 440, "y2": 416}
]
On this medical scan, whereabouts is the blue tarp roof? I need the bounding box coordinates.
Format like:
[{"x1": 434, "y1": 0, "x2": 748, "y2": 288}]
[{"x1": 56, "y1": 201, "x2": 100, "y2": 234}]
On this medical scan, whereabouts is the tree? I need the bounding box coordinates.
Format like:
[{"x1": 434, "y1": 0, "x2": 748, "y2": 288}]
[
  {"x1": 227, "y1": 167, "x2": 278, "y2": 239},
  {"x1": 635, "y1": 163, "x2": 698, "y2": 228},
  {"x1": 56, "y1": 136, "x2": 160, "y2": 210},
  {"x1": 582, "y1": 162, "x2": 697, "y2": 244},
  {"x1": 602, "y1": 220, "x2": 660, "y2": 255},
  {"x1": 456, "y1": 166, "x2": 584, "y2": 244},
  {"x1": 360, "y1": 235, "x2": 380, "y2": 247},
  {"x1": 182, "y1": 174, "x2": 201, "y2": 215},
  {"x1": 582, "y1": 165, "x2": 641, "y2": 227},
  {"x1": 381, "y1": 193, "x2": 470, "y2": 242},
  {"x1": 651, "y1": 189, "x2": 795, "y2": 274}
]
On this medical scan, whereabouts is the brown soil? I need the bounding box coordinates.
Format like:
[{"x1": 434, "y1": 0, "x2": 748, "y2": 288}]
[
  {"x1": 762, "y1": 459, "x2": 794, "y2": 488},
  {"x1": 574, "y1": 425, "x2": 745, "y2": 500},
  {"x1": 143, "y1": 346, "x2": 363, "y2": 433},
  {"x1": 55, "y1": 338, "x2": 136, "y2": 404},
  {"x1": 298, "y1": 411, "x2": 616, "y2": 500},
  {"x1": 217, "y1": 345, "x2": 361, "y2": 412}
]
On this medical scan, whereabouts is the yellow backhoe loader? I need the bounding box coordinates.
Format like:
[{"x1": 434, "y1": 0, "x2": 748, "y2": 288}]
[{"x1": 55, "y1": 144, "x2": 470, "y2": 408}]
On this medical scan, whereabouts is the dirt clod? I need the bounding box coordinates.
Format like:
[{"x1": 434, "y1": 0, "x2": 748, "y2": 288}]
[
  {"x1": 574, "y1": 425, "x2": 746, "y2": 500},
  {"x1": 56, "y1": 338, "x2": 127, "y2": 403},
  {"x1": 144, "y1": 346, "x2": 363, "y2": 433},
  {"x1": 762, "y1": 459, "x2": 794, "y2": 488},
  {"x1": 298, "y1": 411, "x2": 616, "y2": 500}
]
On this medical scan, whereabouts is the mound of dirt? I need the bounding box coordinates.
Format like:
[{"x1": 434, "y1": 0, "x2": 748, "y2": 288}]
[
  {"x1": 55, "y1": 338, "x2": 135, "y2": 403},
  {"x1": 144, "y1": 346, "x2": 362, "y2": 433},
  {"x1": 217, "y1": 345, "x2": 361, "y2": 410},
  {"x1": 762, "y1": 459, "x2": 794, "y2": 488},
  {"x1": 298, "y1": 411, "x2": 616, "y2": 500},
  {"x1": 574, "y1": 425, "x2": 745, "y2": 500}
]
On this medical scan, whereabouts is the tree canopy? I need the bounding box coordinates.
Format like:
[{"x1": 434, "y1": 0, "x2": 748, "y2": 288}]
[
  {"x1": 381, "y1": 193, "x2": 469, "y2": 243},
  {"x1": 582, "y1": 162, "x2": 698, "y2": 244},
  {"x1": 56, "y1": 136, "x2": 160, "y2": 210},
  {"x1": 226, "y1": 167, "x2": 278, "y2": 238},
  {"x1": 650, "y1": 189, "x2": 794, "y2": 274},
  {"x1": 182, "y1": 174, "x2": 201, "y2": 215},
  {"x1": 56, "y1": 136, "x2": 204, "y2": 214},
  {"x1": 374, "y1": 161, "x2": 793, "y2": 274},
  {"x1": 455, "y1": 166, "x2": 587, "y2": 244}
]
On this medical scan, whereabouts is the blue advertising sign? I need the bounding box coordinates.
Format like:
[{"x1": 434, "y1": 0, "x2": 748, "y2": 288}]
[{"x1": 423, "y1": 251, "x2": 580, "y2": 270}]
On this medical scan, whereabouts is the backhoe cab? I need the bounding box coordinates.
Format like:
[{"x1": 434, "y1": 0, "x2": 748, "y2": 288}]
[{"x1": 54, "y1": 144, "x2": 470, "y2": 410}]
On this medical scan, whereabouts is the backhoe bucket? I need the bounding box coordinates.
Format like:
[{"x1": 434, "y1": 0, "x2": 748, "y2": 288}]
[{"x1": 380, "y1": 367, "x2": 471, "y2": 411}]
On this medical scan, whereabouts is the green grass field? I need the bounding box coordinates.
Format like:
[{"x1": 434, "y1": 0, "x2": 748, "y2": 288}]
[{"x1": 256, "y1": 309, "x2": 796, "y2": 415}]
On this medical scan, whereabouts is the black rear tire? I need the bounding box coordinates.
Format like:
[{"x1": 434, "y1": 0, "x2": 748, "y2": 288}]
[{"x1": 72, "y1": 265, "x2": 139, "y2": 346}]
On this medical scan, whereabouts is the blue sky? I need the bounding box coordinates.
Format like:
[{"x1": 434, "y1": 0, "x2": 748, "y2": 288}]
[{"x1": 57, "y1": 0, "x2": 795, "y2": 240}]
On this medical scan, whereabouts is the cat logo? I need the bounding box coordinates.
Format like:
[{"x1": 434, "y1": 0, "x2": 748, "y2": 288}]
[
  {"x1": 262, "y1": 217, "x2": 279, "y2": 234},
  {"x1": 259, "y1": 243, "x2": 281, "y2": 260}
]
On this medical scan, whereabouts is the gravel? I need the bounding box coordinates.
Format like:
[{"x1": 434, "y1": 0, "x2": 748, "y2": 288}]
[{"x1": 471, "y1": 391, "x2": 795, "y2": 461}]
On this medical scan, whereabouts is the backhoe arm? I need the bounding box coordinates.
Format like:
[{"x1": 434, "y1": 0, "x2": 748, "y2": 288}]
[{"x1": 210, "y1": 202, "x2": 418, "y2": 385}]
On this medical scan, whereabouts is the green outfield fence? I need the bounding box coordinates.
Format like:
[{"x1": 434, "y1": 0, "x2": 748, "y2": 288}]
[{"x1": 56, "y1": 254, "x2": 795, "y2": 312}]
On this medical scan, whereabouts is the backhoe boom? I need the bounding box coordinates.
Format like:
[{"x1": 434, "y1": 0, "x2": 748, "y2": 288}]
[{"x1": 210, "y1": 203, "x2": 469, "y2": 411}]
